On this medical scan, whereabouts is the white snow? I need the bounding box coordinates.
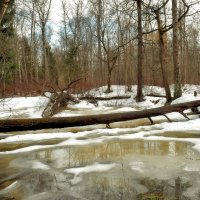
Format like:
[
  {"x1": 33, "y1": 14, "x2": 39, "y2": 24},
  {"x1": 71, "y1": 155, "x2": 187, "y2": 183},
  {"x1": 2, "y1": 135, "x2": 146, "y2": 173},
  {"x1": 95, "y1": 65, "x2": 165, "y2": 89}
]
[
  {"x1": 0, "y1": 181, "x2": 21, "y2": 195},
  {"x1": 9, "y1": 159, "x2": 50, "y2": 170},
  {"x1": 161, "y1": 118, "x2": 200, "y2": 132},
  {"x1": 1, "y1": 85, "x2": 200, "y2": 199},
  {"x1": 0, "y1": 84, "x2": 199, "y2": 119},
  {"x1": 0, "y1": 84, "x2": 200, "y2": 157},
  {"x1": 0, "y1": 132, "x2": 75, "y2": 144},
  {"x1": 64, "y1": 162, "x2": 116, "y2": 184},
  {"x1": 129, "y1": 161, "x2": 144, "y2": 173},
  {"x1": 64, "y1": 162, "x2": 116, "y2": 175},
  {"x1": 0, "y1": 96, "x2": 48, "y2": 119},
  {"x1": 172, "y1": 94, "x2": 200, "y2": 104},
  {"x1": 184, "y1": 166, "x2": 200, "y2": 172},
  {"x1": 0, "y1": 120, "x2": 199, "y2": 155}
]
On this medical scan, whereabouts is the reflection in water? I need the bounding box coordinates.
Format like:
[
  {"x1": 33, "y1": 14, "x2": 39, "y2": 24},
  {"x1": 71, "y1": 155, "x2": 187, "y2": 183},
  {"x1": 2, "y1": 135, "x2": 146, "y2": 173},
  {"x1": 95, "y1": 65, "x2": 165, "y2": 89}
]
[
  {"x1": 34, "y1": 140, "x2": 195, "y2": 169},
  {"x1": 0, "y1": 139, "x2": 200, "y2": 200},
  {"x1": 0, "y1": 139, "x2": 66, "y2": 152}
]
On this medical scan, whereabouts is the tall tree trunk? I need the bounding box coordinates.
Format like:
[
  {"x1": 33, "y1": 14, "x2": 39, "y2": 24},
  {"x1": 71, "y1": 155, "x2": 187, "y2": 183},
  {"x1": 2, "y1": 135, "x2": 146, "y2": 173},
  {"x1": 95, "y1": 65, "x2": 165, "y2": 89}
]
[
  {"x1": 35, "y1": 0, "x2": 52, "y2": 83},
  {"x1": 97, "y1": 0, "x2": 103, "y2": 84},
  {"x1": 0, "y1": 0, "x2": 10, "y2": 25},
  {"x1": 156, "y1": 11, "x2": 172, "y2": 103},
  {"x1": 136, "y1": 0, "x2": 144, "y2": 102},
  {"x1": 41, "y1": 23, "x2": 49, "y2": 81},
  {"x1": 31, "y1": 2, "x2": 38, "y2": 83},
  {"x1": 106, "y1": 69, "x2": 112, "y2": 93},
  {"x1": 173, "y1": 0, "x2": 182, "y2": 99}
]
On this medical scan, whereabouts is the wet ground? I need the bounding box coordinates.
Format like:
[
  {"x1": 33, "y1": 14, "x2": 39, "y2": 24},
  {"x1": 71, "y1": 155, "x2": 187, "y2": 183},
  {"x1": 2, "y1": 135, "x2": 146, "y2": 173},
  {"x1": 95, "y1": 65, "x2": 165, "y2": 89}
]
[{"x1": 0, "y1": 126, "x2": 200, "y2": 200}]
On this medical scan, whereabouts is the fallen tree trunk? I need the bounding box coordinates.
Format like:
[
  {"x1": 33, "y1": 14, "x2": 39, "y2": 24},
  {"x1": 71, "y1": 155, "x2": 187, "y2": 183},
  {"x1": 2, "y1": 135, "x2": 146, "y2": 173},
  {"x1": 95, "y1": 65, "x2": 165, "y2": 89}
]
[
  {"x1": 80, "y1": 95, "x2": 131, "y2": 101},
  {"x1": 146, "y1": 93, "x2": 166, "y2": 98},
  {"x1": 0, "y1": 100, "x2": 200, "y2": 132}
]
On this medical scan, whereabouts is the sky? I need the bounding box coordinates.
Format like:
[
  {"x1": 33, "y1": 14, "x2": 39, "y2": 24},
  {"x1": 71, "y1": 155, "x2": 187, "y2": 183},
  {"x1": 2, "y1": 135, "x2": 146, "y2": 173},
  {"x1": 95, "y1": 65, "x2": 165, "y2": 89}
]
[
  {"x1": 49, "y1": 0, "x2": 89, "y2": 45},
  {"x1": 51, "y1": 0, "x2": 62, "y2": 24},
  {"x1": 18, "y1": 0, "x2": 200, "y2": 46},
  {"x1": 49, "y1": 0, "x2": 62, "y2": 45}
]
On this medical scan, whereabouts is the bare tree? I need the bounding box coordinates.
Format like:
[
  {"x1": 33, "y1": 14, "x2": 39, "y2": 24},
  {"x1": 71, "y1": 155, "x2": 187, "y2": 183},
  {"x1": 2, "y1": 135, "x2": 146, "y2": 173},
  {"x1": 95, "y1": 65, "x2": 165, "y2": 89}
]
[
  {"x1": 145, "y1": 0, "x2": 190, "y2": 102},
  {"x1": 90, "y1": 0, "x2": 103, "y2": 83},
  {"x1": 35, "y1": 0, "x2": 52, "y2": 81}
]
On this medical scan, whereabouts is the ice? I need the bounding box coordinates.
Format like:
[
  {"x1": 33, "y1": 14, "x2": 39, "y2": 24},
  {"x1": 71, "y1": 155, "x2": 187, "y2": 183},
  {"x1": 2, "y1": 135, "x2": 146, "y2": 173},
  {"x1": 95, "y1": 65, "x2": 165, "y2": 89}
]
[
  {"x1": 64, "y1": 162, "x2": 116, "y2": 184},
  {"x1": 129, "y1": 161, "x2": 144, "y2": 173}
]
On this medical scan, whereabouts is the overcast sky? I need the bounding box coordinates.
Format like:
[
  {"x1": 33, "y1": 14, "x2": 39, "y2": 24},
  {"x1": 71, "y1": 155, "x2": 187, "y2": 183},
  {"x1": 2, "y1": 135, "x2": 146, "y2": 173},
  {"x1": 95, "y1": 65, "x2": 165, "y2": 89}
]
[
  {"x1": 49, "y1": 0, "x2": 88, "y2": 45},
  {"x1": 49, "y1": 0, "x2": 62, "y2": 45}
]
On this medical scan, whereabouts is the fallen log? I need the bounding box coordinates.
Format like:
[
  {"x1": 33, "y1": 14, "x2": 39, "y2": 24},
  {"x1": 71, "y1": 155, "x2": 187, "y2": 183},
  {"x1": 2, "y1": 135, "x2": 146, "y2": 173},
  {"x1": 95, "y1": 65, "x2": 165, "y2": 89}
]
[
  {"x1": 187, "y1": 111, "x2": 200, "y2": 115},
  {"x1": 146, "y1": 93, "x2": 166, "y2": 98},
  {"x1": 0, "y1": 100, "x2": 200, "y2": 132},
  {"x1": 80, "y1": 95, "x2": 131, "y2": 101},
  {"x1": 42, "y1": 78, "x2": 82, "y2": 117}
]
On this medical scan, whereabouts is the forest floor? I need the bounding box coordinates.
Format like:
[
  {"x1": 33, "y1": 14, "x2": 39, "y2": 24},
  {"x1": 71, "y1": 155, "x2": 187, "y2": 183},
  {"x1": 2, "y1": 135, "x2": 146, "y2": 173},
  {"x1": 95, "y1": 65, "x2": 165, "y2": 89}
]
[
  {"x1": 1, "y1": 84, "x2": 200, "y2": 119},
  {"x1": 0, "y1": 84, "x2": 200, "y2": 152},
  {"x1": 0, "y1": 85, "x2": 200, "y2": 199}
]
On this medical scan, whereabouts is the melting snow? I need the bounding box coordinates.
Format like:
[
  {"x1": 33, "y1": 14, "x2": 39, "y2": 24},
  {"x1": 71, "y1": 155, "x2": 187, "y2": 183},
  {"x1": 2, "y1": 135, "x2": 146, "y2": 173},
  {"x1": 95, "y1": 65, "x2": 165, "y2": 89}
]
[
  {"x1": 64, "y1": 162, "x2": 116, "y2": 184},
  {"x1": 0, "y1": 84, "x2": 200, "y2": 157}
]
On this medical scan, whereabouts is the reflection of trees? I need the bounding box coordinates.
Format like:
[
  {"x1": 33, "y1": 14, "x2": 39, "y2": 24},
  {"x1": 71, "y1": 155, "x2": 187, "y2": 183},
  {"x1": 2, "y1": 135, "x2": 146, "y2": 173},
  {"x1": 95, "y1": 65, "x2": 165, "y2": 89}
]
[
  {"x1": 22, "y1": 171, "x2": 57, "y2": 194},
  {"x1": 81, "y1": 176, "x2": 137, "y2": 200},
  {"x1": 27, "y1": 140, "x2": 194, "y2": 172},
  {"x1": 71, "y1": 140, "x2": 193, "y2": 167},
  {"x1": 33, "y1": 140, "x2": 194, "y2": 169},
  {"x1": 138, "y1": 177, "x2": 191, "y2": 200}
]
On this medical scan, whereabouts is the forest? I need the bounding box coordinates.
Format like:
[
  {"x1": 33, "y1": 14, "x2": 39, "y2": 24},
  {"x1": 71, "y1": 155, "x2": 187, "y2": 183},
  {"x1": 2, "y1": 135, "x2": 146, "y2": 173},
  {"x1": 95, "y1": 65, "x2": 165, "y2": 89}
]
[
  {"x1": 0, "y1": 0, "x2": 199, "y2": 101},
  {"x1": 1, "y1": 1, "x2": 200, "y2": 200}
]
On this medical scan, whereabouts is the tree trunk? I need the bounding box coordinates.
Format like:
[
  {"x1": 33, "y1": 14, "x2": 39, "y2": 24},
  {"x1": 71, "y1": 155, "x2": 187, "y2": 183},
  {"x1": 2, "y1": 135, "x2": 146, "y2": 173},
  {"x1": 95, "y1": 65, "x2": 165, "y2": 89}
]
[
  {"x1": 136, "y1": 0, "x2": 144, "y2": 102},
  {"x1": 97, "y1": 0, "x2": 103, "y2": 84},
  {"x1": 0, "y1": 99, "x2": 200, "y2": 132},
  {"x1": 156, "y1": 11, "x2": 172, "y2": 103},
  {"x1": 159, "y1": 35, "x2": 172, "y2": 103},
  {"x1": 173, "y1": 0, "x2": 182, "y2": 99},
  {"x1": 106, "y1": 70, "x2": 112, "y2": 93},
  {"x1": 0, "y1": 0, "x2": 10, "y2": 25},
  {"x1": 41, "y1": 24, "x2": 49, "y2": 81}
]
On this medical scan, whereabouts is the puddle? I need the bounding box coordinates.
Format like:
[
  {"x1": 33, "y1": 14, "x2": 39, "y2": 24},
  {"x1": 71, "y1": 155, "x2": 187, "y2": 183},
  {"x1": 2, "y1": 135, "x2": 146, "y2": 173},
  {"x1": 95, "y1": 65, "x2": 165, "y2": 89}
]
[
  {"x1": 0, "y1": 138, "x2": 200, "y2": 200},
  {"x1": 154, "y1": 131, "x2": 200, "y2": 138}
]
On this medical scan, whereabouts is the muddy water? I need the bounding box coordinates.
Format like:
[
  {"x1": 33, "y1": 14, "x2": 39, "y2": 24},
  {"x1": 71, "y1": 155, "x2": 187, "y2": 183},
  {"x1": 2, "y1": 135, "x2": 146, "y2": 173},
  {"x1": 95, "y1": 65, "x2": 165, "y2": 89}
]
[{"x1": 0, "y1": 135, "x2": 200, "y2": 200}]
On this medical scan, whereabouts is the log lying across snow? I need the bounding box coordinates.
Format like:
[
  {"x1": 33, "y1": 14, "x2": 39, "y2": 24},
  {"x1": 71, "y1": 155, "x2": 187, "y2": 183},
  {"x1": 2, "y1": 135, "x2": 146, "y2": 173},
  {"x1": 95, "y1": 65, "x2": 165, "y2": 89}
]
[
  {"x1": 0, "y1": 100, "x2": 200, "y2": 133},
  {"x1": 80, "y1": 95, "x2": 131, "y2": 101}
]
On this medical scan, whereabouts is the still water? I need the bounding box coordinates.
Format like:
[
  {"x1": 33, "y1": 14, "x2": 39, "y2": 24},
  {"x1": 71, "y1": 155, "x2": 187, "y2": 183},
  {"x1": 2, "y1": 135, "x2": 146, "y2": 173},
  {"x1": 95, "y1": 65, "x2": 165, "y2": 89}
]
[{"x1": 0, "y1": 129, "x2": 200, "y2": 200}]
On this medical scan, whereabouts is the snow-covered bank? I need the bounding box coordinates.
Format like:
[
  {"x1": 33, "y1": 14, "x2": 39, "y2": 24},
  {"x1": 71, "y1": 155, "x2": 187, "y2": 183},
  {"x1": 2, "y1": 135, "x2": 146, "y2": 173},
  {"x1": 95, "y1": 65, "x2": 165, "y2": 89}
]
[
  {"x1": 0, "y1": 96, "x2": 48, "y2": 119},
  {"x1": 0, "y1": 118, "x2": 200, "y2": 156},
  {"x1": 0, "y1": 86, "x2": 200, "y2": 200},
  {"x1": 0, "y1": 84, "x2": 200, "y2": 156},
  {"x1": 0, "y1": 84, "x2": 200, "y2": 119}
]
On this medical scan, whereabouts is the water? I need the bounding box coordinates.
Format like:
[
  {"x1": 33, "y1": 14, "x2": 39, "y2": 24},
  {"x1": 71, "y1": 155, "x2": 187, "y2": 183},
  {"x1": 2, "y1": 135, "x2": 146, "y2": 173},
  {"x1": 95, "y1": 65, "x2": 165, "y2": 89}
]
[
  {"x1": 0, "y1": 110, "x2": 200, "y2": 200},
  {"x1": 0, "y1": 131, "x2": 200, "y2": 200}
]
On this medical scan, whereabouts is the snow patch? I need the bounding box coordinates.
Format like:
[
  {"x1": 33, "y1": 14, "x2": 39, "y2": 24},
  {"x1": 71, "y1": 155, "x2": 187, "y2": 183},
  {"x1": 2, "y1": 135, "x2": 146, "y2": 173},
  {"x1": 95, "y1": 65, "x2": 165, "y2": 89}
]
[
  {"x1": 129, "y1": 161, "x2": 144, "y2": 173},
  {"x1": 64, "y1": 162, "x2": 116, "y2": 184},
  {"x1": 0, "y1": 181, "x2": 20, "y2": 195},
  {"x1": 0, "y1": 132, "x2": 74, "y2": 144}
]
